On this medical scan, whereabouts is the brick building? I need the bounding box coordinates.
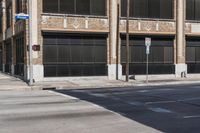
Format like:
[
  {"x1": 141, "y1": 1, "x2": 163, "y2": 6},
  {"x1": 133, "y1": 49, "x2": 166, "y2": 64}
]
[{"x1": 0, "y1": 0, "x2": 199, "y2": 83}]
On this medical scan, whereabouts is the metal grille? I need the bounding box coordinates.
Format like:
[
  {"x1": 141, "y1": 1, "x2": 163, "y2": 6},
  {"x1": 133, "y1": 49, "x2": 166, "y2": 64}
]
[
  {"x1": 15, "y1": 36, "x2": 24, "y2": 76},
  {"x1": 121, "y1": 36, "x2": 175, "y2": 75},
  {"x1": 0, "y1": 45, "x2": 2, "y2": 71},
  {"x1": 5, "y1": 41, "x2": 12, "y2": 73},
  {"x1": 186, "y1": 38, "x2": 200, "y2": 73},
  {"x1": 43, "y1": 33, "x2": 107, "y2": 77}
]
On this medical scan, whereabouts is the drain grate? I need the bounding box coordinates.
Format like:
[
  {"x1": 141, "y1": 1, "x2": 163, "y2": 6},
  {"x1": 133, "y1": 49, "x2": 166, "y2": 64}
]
[{"x1": 42, "y1": 87, "x2": 56, "y2": 90}]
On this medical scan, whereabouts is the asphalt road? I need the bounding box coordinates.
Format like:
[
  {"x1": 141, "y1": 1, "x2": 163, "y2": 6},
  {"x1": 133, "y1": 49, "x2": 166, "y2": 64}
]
[
  {"x1": 58, "y1": 84, "x2": 200, "y2": 133},
  {"x1": 0, "y1": 89, "x2": 159, "y2": 133}
]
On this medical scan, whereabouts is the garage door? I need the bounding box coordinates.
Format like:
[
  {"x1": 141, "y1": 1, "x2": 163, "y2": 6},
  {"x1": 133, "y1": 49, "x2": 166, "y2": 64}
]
[
  {"x1": 43, "y1": 33, "x2": 107, "y2": 77},
  {"x1": 186, "y1": 38, "x2": 200, "y2": 73},
  {"x1": 121, "y1": 36, "x2": 175, "y2": 75}
]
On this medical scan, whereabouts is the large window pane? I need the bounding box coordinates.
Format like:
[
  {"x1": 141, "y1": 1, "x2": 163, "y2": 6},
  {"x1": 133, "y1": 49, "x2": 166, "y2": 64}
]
[
  {"x1": 186, "y1": 0, "x2": 195, "y2": 20},
  {"x1": 91, "y1": 0, "x2": 106, "y2": 15},
  {"x1": 76, "y1": 0, "x2": 90, "y2": 15},
  {"x1": 160, "y1": 0, "x2": 173, "y2": 19},
  {"x1": 43, "y1": 0, "x2": 58, "y2": 13},
  {"x1": 121, "y1": 0, "x2": 173, "y2": 19},
  {"x1": 132, "y1": 0, "x2": 148, "y2": 18},
  {"x1": 195, "y1": 0, "x2": 200, "y2": 20},
  {"x1": 60, "y1": 0, "x2": 75, "y2": 14},
  {"x1": 148, "y1": 0, "x2": 160, "y2": 18},
  {"x1": 43, "y1": 0, "x2": 106, "y2": 16}
]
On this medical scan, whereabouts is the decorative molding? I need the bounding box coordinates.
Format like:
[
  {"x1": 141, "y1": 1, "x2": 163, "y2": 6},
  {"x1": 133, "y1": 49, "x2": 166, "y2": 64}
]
[
  {"x1": 41, "y1": 15, "x2": 109, "y2": 32},
  {"x1": 72, "y1": 18, "x2": 80, "y2": 29}
]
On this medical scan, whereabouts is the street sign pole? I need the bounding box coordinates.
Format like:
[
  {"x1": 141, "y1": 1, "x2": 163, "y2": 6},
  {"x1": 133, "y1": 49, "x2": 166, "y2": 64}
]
[
  {"x1": 15, "y1": 4, "x2": 32, "y2": 85},
  {"x1": 146, "y1": 48, "x2": 149, "y2": 84},
  {"x1": 126, "y1": 0, "x2": 130, "y2": 82},
  {"x1": 145, "y1": 38, "x2": 151, "y2": 84}
]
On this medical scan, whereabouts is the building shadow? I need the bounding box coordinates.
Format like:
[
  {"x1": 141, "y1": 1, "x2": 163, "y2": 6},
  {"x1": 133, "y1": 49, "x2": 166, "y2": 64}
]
[{"x1": 55, "y1": 86, "x2": 200, "y2": 133}]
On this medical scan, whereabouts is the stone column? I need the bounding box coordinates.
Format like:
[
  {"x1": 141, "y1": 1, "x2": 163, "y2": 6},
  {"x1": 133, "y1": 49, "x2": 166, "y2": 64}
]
[
  {"x1": 108, "y1": 0, "x2": 122, "y2": 80},
  {"x1": 175, "y1": 0, "x2": 187, "y2": 77},
  {"x1": 26, "y1": 0, "x2": 43, "y2": 82},
  {"x1": 2, "y1": 0, "x2": 6, "y2": 72}
]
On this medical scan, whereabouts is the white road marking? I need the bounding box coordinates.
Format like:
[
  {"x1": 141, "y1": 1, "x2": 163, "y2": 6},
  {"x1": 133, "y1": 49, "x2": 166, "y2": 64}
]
[
  {"x1": 137, "y1": 88, "x2": 174, "y2": 93},
  {"x1": 178, "y1": 97, "x2": 200, "y2": 102},
  {"x1": 128, "y1": 101, "x2": 144, "y2": 106},
  {"x1": 148, "y1": 107, "x2": 173, "y2": 113},
  {"x1": 137, "y1": 90, "x2": 149, "y2": 93},
  {"x1": 89, "y1": 93, "x2": 107, "y2": 98},
  {"x1": 183, "y1": 115, "x2": 200, "y2": 119},
  {"x1": 145, "y1": 101, "x2": 176, "y2": 105}
]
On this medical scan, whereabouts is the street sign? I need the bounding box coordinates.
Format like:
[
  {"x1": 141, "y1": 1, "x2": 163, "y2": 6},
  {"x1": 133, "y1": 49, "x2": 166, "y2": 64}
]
[
  {"x1": 145, "y1": 37, "x2": 151, "y2": 47},
  {"x1": 15, "y1": 13, "x2": 30, "y2": 20},
  {"x1": 145, "y1": 37, "x2": 151, "y2": 55}
]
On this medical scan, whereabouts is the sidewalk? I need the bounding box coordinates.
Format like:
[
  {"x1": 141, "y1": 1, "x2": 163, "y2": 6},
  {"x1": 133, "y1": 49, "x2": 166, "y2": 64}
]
[
  {"x1": 0, "y1": 72, "x2": 200, "y2": 91},
  {"x1": 0, "y1": 72, "x2": 31, "y2": 91}
]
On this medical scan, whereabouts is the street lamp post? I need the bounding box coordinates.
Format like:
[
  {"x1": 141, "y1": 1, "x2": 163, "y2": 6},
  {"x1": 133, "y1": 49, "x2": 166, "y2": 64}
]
[{"x1": 126, "y1": 0, "x2": 130, "y2": 82}]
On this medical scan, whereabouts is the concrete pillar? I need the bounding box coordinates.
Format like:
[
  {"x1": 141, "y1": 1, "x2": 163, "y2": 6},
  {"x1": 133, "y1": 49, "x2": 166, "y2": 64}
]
[
  {"x1": 175, "y1": 0, "x2": 187, "y2": 77},
  {"x1": 2, "y1": 0, "x2": 6, "y2": 72},
  {"x1": 108, "y1": 0, "x2": 122, "y2": 80},
  {"x1": 27, "y1": 0, "x2": 44, "y2": 82}
]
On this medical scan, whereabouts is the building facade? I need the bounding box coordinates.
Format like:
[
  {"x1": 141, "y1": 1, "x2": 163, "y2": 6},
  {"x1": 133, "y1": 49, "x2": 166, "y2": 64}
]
[{"x1": 0, "y1": 0, "x2": 199, "y2": 83}]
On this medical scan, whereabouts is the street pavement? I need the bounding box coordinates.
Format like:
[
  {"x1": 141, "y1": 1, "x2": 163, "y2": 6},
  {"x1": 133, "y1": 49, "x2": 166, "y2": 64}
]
[
  {"x1": 1, "y1": 72, "x2": 200, "y2": 132},
  {"x1": 58, "y1": 84, "x2": 200, "y2": 133},
  {"x1": 0, "y1": 90, "x2": 160, "y2": 133}
]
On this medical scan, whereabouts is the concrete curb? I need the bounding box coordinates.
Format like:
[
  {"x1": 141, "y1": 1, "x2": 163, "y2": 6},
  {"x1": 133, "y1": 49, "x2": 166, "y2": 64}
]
[{"x1": 30, "y1": 80, "x2": 200, "y2": 91}]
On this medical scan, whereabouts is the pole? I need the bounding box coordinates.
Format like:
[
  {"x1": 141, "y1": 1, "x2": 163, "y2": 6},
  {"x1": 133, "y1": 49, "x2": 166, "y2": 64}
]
[
  {"x1": 28, "y1": 0, "x2": 33, "y2": 85},
  {"x1": 116, "y1": 3, "x2": 119, "y2": 80},
  {"x1": 146, "y1": 52, "x2": 148, "y2": 84},
  {"x1": 126, "y1": 0, "x2": 130, "y2": 82}
]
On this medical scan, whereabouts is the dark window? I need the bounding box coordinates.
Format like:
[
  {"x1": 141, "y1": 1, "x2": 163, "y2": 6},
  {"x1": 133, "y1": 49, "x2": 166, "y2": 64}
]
[
  {"x1": 43, "y1": 0, "x2": 59, "y2": 13},
  {"x1": 91, "y1": 0, "x2": 106, "y2": 16},
  {"x1": 60, "y1": 0, "x2": 75, "y2": 14},
  {"x1": 16, "y1": 0, "x2": 23, "y2": 14},
  {"x1": 6, "y1": 3, "x2": 12, "y2": 28},
  {"x1": 186, "y1": 0, "x2": 200, "y2": 20},
  {"x1": 121, "y1": 0, "x2": 173, "y2": 19},
  {"x1": 43, "y1": 0, "x2": 106, "y2": 16},
  {"x1": 0, "y1": 2, "x2": 3, "y2": 33},
  {"x1": 76, "y1": 0, "x2": 90, "y2": 15},
  {"x1": 148, "y1": 0, "x2": 160, "y2": 18},
  {"x1": 0, "y1": 14, "x2": 2, "y2": 33},
  {"x1": 160, "y1": 0, "x2": 173, "y2": 19}
]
